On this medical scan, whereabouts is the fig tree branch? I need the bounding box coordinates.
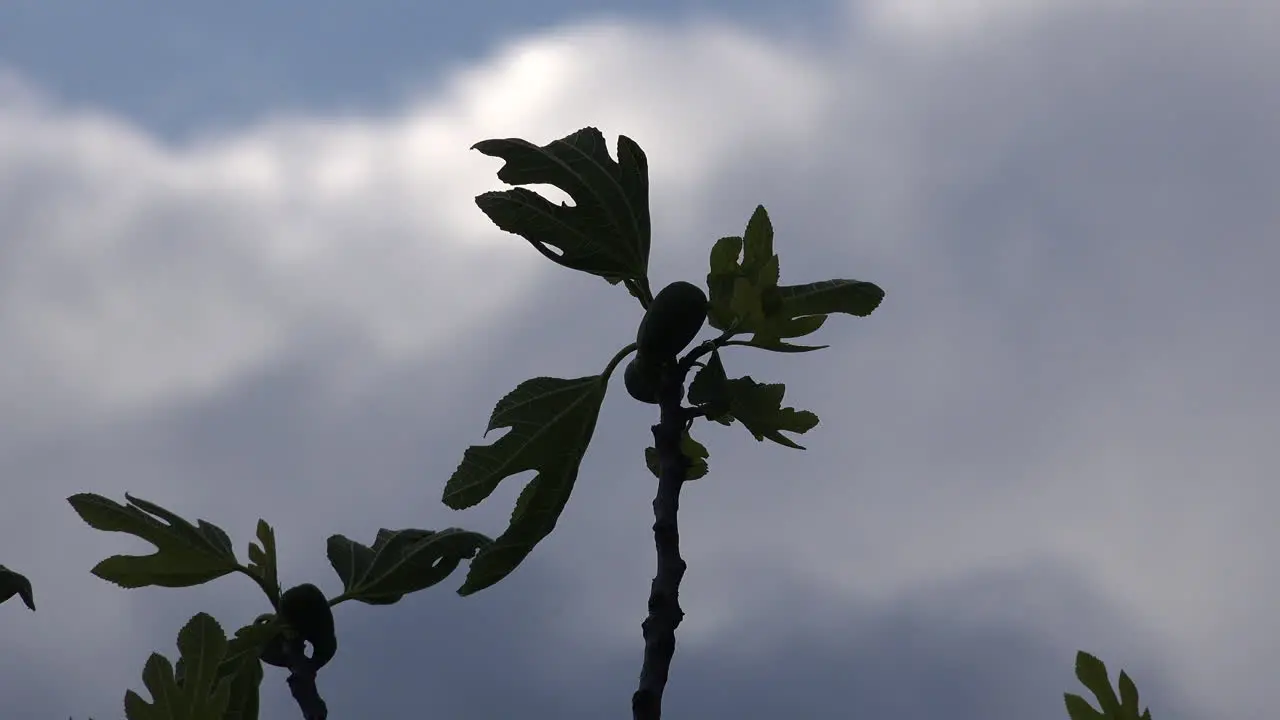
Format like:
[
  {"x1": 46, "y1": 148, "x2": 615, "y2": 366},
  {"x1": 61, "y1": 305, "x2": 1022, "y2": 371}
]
[{"x1": 632, "y1": 357, "x2": 693, "y2": 720}]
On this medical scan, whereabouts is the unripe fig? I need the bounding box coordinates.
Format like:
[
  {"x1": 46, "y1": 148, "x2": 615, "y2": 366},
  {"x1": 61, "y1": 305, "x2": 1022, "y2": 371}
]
[
  {"x1": 624, "y1": 356, "x2": 660, "y2": 404},
  {"x1": 636, "y1": 281, "x2": 708, "y2": 361},
  {"x1": 265, "y1": 583, "x2": 337, "y2": 671}
]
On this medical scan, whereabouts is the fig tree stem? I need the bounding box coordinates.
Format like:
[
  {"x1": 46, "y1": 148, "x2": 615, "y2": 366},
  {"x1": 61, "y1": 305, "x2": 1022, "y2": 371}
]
[{"x1": 632, "y1": 361, "x2": 692, "y2": 720}]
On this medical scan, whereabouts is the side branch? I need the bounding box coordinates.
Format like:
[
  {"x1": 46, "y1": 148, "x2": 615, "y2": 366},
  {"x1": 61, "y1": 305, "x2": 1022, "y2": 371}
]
[{"x1": 631, "y1": 362, "x2": 693, "y2": 720}]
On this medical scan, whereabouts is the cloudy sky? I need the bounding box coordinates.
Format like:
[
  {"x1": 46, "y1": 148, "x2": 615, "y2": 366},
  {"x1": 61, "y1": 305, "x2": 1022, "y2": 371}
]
[{"x1": 0, "y1": 1, "x2": 1275, "y2": 718}]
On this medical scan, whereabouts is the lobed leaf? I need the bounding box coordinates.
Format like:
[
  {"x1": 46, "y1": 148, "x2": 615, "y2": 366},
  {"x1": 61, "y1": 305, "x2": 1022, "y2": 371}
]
[
  {"x1": 244, "y1": 519, "x2": 280, "y2": 606},
  {"x1": 708, "y1": 236, "x2": 743, "y2": 277},
  {"x1": 1064, "y1": 651, "x2": 1154, "y2": 720},
  {"x1": 0, "y1": 565, "x2": 35, "y2": 610},
  {"x1": 706, "y1": 236, "x2": 743, "y2": 330},
  {"x1": 442, "y1": 375, "x2": 607, "y2": 595},
  {"x1": 688, "y1": 350, "x2": 731, "y2": 420},
  {"x1": 776, "y1": 279, "x2": 884, "y2": 318},
  {"x1": 729, "y1": 276, "x2": 768, "y2": 330},
  {"x1": 732, "y1": 338, "x2": 829, "y2": 353},
  {"x1": 473, "y1": 127, "x2": 651, "y2": 283},
  {"x1": 327, "y1": 527, "x2": 490, "y2": 604},
  {"x1": 68, "y1": 493, "x2": 241, "y2": 589},
  {"x1": 704, "y1": 205, "x2": 885, "y2": 340},
  {"x1": 1118, "y1": 672, "x2": 1142, "y2": 718},
  {"x1": 218, "y1": 653, "x2": 263, "y2": 720},
  {"x1": 741, "y1": 205, "x2": 775, "y2": 282},
  {"x1": 179, "y1": 618, "x2": 275, "y2": 718},
  {"x1": 720, "y1": 377, "x2": 819, "y2": 449},
  {"x1": 123, "y1": 613, "x2": 232, "y2": 720},
  {"x1": 1064, "y1": 694, "x2": 1106, "y2": 720},
  {"x1": 1075, "y1": 652, "x2": 1121, "y2": 716},
  {"x1": 215, "y1": 621, "x2": 277, "y2": 720}
]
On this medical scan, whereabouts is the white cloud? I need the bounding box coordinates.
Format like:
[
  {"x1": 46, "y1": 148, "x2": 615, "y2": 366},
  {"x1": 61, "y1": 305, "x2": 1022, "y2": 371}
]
[
  {"x1": 0, "y1": 18, "x2": 830, "y2": 428},
  {"x1": 0, "y1": 76, "x2": 537, "y2": 423}
]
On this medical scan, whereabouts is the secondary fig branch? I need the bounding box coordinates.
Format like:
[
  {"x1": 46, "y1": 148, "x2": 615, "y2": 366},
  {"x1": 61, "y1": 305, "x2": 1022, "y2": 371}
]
[{"x1": 681, "y1": 327, "x2": 737, "y2": 370}]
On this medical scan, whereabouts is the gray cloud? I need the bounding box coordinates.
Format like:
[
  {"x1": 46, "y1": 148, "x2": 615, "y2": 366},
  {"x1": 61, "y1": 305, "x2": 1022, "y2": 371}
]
[{"x1": 0, "y1": 0, "x2": 1275, "y2": 718}]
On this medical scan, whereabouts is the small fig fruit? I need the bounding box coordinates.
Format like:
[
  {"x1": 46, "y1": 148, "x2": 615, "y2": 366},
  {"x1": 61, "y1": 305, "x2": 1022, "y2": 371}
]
[{"x1": 624, "y1": 356, "x2": 661, "y2": 404}]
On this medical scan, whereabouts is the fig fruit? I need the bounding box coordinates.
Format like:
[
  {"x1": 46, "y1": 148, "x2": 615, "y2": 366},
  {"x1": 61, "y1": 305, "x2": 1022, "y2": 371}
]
[
  {"x1": 636, "y1": 281, "x2": 708, "y2": 361},
  {"x1": 266, "y1": 583, "x2": 337, "y2": 670},
  {"x1": 624, "y1": 356, "x2": 660, "y2": 404}
]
